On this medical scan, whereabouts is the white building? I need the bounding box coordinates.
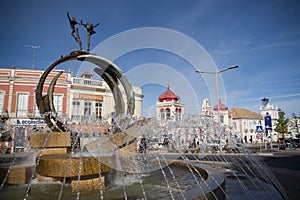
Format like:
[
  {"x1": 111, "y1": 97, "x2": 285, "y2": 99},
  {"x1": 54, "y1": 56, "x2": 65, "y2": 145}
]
[
  {"x1": 156, "y1": 86, "x2": 184, "y2": 122},
  {"x1": 260, "y1": 98, "x2": 279, "y2": 142},
  {"x1": 201, "y1": 98, "x2": 212, "y2": 117},
  {"x1": 212, "y1": 100, "x2": 230, "y2": 126},
  {"x1": 230, "y1": 108, "x2": 263, "y2": 143},
  {"x1": 70, "y1": 71, "x2": 143, "y2": 123},
  {"x1": 288, "y1": 113, "x2": 300, "y2": 139}
]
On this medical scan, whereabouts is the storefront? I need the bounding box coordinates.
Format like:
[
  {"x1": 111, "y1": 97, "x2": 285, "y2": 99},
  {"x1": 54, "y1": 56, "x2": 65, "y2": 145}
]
[{"x1": 10, "y1": 119, "x2": 46, "y2": 152}]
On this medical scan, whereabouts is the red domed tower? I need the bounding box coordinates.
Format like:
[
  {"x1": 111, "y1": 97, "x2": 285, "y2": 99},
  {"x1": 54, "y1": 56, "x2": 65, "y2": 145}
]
[{"x1": 156, "y1": 85, "x2": 184, "y2": 121}]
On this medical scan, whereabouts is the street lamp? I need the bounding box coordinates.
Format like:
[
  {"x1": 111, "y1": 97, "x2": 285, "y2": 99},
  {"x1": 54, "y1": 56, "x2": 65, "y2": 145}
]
[{"x1": 196, "y1": 65, "x2": 239, "y2": 151}]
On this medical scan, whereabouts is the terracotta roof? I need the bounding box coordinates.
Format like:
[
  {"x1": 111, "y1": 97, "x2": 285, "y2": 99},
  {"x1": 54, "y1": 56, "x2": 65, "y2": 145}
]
[
  {"x1": 229, "y1": 108, "x2": 263, "y2": 119},
  {"x1": 213, "y1": 100, "x2": 228, "y2": 111},
  {"x1": 158, "y1": 86, "x2": 180, "y2": 102}
]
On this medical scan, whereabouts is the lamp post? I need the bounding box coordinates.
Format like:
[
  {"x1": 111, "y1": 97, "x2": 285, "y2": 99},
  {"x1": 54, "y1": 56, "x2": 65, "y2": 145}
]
[{"x1": 196, "y1": 65, "x2": 239, "y2": 151}]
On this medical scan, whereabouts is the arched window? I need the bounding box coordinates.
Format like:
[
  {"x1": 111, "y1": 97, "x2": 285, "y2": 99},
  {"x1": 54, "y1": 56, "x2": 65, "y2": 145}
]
[
  {"x1": 220, "y1": 115, "x2": 224, "y2": 123},
  {"x1": 166, "y1": 108, "x2": 171, "y2": 120},
  {"x1": 160, "y1": 108, "x2": 165, "y2": 121}
]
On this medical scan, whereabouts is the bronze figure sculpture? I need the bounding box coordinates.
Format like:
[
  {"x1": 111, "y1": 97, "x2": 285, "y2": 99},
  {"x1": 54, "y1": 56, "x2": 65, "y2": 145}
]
[
  {"x1": 67, "y1": 12, "x2": 82, "y2": 50},
  {"x1": 67, "y1": 13, "x2": 100, "y2": 51},
  {"x1": 36, "y1": 14, "x2": 135, "y2": 139},
  {"x1": 81, "y1": 21, "x2": 100, "y2": 51}
]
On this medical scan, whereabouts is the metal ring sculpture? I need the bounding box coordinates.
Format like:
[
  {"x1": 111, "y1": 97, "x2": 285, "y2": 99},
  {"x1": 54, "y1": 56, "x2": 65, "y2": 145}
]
[{"x1": 35, "y1": 50, "x2": 135, "y2": 132}]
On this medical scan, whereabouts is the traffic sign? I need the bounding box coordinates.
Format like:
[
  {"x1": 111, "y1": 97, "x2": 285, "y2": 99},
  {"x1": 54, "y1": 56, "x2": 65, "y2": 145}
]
[
  {"x1": 256, "y1": 126, "x2": 263, "y2": 133},
  {"x1": 256, "y1": 132, "x2": 263, "y2": 139}
]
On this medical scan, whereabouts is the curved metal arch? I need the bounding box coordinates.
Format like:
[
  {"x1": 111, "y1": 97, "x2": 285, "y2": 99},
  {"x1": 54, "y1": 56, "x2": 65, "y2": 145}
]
[
  {"x1": 94, "y1": 68, "x2": 125, "y2": 115},
  {"x1": 77, "y1": 54, "x2": 135, "y2": 115},
  {"x1": 48, "y1": 71, "x2": 64, "y2": 113},
  {"x1": 35, "y1": 50, "x2": 135, "y2": 132}
]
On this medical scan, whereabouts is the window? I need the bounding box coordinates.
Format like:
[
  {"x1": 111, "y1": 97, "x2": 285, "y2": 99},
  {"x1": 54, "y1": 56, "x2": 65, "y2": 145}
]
[
  {"x1": 53, "y1": 95, "x2": 63, "y2": 114},
  {"x1": 72, "y1": 101, "x2": 80, "y2": 121},
  {"x1": 220, "y1": 115, "x2": 224, "y2": 123},
  {"x1": 84, "y1": 101, "x2": 92, "y2": 117},
  {"x1": 17, "y1": 93, "x2": 28, "y2": 117},
  {"x1": 84, "y1": 80, "x2": 92, "y2": 85},
  {"x1": 233, "y1": 122, "x2": 237, "y2": 129},
  {"x1": 175, "y1": 108, "x2": 179, "y2": 121},
  {"x1": 160, "y1": 108, "x2": 165, "y2": 121},
  {"x1": 166, "y1": 108, "x2": 171, "y2": 120},
  {"x1": 178, "y1": 108, "x2": 182, "y2": 120},
  {"x1": 73, "y1": 93, "x2": 79, "y2": 98},
  {"x1": 0, "y1": 91, "x2": 4, "y2": 114},
  {"x1": 95, "y1": 101, "x2": 102, "y2": 119}
]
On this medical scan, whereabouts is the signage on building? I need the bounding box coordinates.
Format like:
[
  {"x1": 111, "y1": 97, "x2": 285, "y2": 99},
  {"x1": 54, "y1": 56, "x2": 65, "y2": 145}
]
[
  {"x1": 10, "y1": 119, "x2": 46, "y2": 126},
  {"x1": 77, "y1": 93, "x2": 103, "y2": 101}
]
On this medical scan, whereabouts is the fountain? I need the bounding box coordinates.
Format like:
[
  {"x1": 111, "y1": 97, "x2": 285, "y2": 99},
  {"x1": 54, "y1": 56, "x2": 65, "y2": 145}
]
[
  {"x1": 0, "y1": 14, "x2": 287, "y2": 200},
  {"x1": 0, "y1": 113, "x2": 287, "y2": 199},
  {"x1": 0, "y1": 54, "x2": 287, "y2": 199}
]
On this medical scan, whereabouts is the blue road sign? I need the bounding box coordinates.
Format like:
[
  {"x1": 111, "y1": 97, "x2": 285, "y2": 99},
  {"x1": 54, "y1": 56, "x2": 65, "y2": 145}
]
[
  {"x1": 264, "y1": 116, "x2": 272, "y2": 131},
  {"x1": 256, "y1": 125, "x2": 263, "y2": 133}
]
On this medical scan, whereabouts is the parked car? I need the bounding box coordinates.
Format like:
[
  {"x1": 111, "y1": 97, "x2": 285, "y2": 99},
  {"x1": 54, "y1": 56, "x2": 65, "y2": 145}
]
[{"x1": 207, "y1": 140, "x2": 225, "y2": 149}]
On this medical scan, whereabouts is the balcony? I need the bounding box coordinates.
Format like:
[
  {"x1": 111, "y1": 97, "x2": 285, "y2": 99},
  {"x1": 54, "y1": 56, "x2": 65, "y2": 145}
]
[{"x1": 72, "y1": 77, "x2": 103, "y2": 87}]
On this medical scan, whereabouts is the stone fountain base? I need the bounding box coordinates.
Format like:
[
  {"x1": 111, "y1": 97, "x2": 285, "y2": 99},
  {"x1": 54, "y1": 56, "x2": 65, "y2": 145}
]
[
  {"x1": 0, "y1": 166, "x2": 34, "y2": 185},
  {"x1": 1, "y1": 131, "x2": 137, "y2": 192},
  {"x1": 29, "y1": 131, "x2": 136, "y2": 191},
  {"x1": 36, "y1": 154, "x2": 111, "y2": 177},
  {"x1": 70, "y1": 176, "x2": 105, "y2": 192}
]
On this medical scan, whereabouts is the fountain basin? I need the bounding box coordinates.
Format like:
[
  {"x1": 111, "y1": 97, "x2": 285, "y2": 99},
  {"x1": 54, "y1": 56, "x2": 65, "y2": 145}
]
[
  {"x1": 0, "y1": 166, "x2": 34, "y2": 184},
  {"x1": 30, "y1": 132, "x2": 71, "y2": 148},
  {"x1": 36, "y1": 154, "x2": 110, "y2": 178},
  {"x1": 172, "y1": 161, "x2": 225, "y2": 200}
]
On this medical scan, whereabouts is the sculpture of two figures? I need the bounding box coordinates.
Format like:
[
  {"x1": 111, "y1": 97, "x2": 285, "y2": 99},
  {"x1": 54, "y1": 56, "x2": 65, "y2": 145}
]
[{"x1": 67, "y1": 12, "x2": 100, "y2": 51}]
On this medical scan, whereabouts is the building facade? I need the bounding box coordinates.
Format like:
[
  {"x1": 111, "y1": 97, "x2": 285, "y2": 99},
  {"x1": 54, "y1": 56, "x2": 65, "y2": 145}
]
[
  {"x1": 230, "y1": 108, "x2": 263, "y2": 143},
  {"x1": 69, "y1": 71, "x2": 143, "y2": 123},
  {"x1": 0, "y1": 68, "x2": 143, "y2": 153},
  {"x1": 201, "y1": 98, "x2": 212, "y2": 117},
  {"x1": 212, "y1": 100, "x2": 230, "y2": 126},
  {"x1": 259, "y1": 98, "x2": 279, "y2": 142},
  {"x1": 288, "y1": 113, "x2": 300, "y2": 139}
]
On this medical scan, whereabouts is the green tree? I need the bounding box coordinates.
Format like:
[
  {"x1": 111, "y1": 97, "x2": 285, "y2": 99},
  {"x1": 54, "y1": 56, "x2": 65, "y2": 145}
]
[{"x1": 275, "y1": 110, "x2": 289, "y2": 141}]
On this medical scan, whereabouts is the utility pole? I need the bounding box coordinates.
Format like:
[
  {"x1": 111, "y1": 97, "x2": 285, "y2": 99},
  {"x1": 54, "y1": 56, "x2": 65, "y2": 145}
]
[
  {"x1": 25, "y1": 45, "x2": 40, "y2": 70},
  {"x1": 196, "y1": 65, "x2": 239, "y2": 152}
]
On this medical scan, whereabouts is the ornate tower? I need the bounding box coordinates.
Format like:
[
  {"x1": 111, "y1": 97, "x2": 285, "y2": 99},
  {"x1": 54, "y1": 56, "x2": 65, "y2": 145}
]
[
  {"x1": 156, "y1": 85, "x2": 184, "y2": 121},
  {"x1": 201, "y1": 98, "x2": 212, "y2": 117}
]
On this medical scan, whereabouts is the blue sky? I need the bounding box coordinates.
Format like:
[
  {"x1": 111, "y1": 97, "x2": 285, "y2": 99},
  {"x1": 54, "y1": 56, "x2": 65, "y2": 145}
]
[{"x1": 0, "y1": 0, "x2": 299, "y2": 118}]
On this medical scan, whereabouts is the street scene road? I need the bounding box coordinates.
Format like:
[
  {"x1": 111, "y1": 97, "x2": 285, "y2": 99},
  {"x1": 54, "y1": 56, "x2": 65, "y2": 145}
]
[{"x1": 261, "y1": 149, "x2": 300, "y2": 200}]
